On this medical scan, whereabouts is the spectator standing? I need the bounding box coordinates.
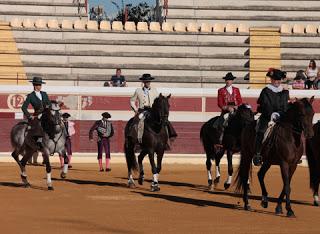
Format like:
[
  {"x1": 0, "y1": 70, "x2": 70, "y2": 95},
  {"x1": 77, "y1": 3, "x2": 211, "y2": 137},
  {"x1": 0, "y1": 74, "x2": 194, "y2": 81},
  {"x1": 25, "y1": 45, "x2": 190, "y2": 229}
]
[
  {"x1": 89, "y1": 112, "x2": 114, "y2": 172},
  {"x1": 104, "y1": 68, "x2": 127, "y2": 87},
  {"x1": 292, "y1": 70, "x2": 305, "y2": 90},
  {"x1": 305, "y1": 59, "x2": 319, "y2": 89}
]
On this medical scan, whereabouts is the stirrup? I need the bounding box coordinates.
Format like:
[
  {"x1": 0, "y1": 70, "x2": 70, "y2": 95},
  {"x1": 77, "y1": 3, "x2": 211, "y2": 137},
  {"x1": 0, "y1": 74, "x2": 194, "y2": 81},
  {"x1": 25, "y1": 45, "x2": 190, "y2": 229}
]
[{"x1": 253, "y1": 154, "x2": 262, "y2": 166}]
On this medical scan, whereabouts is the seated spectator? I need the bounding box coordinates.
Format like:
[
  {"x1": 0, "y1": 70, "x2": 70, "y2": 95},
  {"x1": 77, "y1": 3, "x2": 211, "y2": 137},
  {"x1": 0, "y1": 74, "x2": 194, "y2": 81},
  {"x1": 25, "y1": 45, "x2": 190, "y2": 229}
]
[
  {"x1": 89, "y1": 7, "x2": 97, "y2": 21},
  {"x1": 292, "y1": 70, "x2": 305, "y2": 90},
  {"x1": 305, "y1": 59, "x2": 319, "y2": 89},
  {"x1": 104, "y1": 68, "x2": 127, "y2": 87}
]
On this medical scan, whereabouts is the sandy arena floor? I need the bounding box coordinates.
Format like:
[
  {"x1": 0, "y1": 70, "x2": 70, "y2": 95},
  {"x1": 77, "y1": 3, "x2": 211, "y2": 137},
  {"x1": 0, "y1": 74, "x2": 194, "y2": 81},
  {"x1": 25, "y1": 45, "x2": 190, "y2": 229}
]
[{"x1": 0, "y1": 162, "x2": 319, "y2": 234}]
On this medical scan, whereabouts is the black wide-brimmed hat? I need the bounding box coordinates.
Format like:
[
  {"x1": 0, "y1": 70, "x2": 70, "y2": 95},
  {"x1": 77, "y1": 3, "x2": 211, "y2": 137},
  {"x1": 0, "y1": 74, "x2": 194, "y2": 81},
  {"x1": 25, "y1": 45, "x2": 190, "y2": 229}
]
[
  {"x1": 62, "y1": 113, "x2": 71, "y2": 118},
  {"x1": 222, "y1": 72, "x2": 236, "y2": 80},
  {"x1": 102, "y1": 112, "x2": 111, "y2": 118},
  {"x1": 139, "y1": 73, "x2": 155, "y2": 81},
  {"x1": 294, "y1": 70, "x2": 306, "y2": 80},
  {"x1": 30, "y1": 76, "x2": 46, "y2": 85},
  {"x1": 266, "y1": 68, "x2": 286, "y2": 80}
]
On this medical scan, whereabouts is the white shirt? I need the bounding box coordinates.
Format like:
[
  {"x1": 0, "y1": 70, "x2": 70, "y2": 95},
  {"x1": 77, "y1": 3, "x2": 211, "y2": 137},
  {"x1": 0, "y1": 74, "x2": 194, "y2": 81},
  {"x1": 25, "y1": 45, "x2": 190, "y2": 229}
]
[
  {"x1": 226, "y1": 85, "x2": 233, "y2": 94},
  {"x1": 35, "y1": 91, "x2": 42, "y2": 100}
]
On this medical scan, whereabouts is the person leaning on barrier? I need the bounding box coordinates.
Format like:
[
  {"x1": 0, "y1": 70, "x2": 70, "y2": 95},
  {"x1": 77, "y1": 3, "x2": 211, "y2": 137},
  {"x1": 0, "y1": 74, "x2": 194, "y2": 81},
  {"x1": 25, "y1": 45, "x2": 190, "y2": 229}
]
[
  {"x1": 129, "y1": 74, "x2": 177, "y2": 148},
  {"x1": 253, "y1": 68, "x2": 289, "y2": 166},
  {"x1": 21, "y1": 77, "x2": 51, "y2": 150},
  {"x1": 213, "y1": 72, "x2": 243, "y2": 145}
]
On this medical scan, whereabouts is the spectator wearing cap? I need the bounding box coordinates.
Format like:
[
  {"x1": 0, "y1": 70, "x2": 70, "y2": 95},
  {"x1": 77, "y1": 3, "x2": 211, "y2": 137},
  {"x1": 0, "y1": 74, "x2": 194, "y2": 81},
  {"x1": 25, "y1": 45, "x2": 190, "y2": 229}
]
[
  {"x1": 253, "y1": 68, "x2": 289, "y2": 166},
  {"x1": 104, "y1": 68, "x2": 127, "y2": 87},
  {"x1": 60, "y1": 113, "x2": 75, "y2": 168},
  {"x1": 89, "y1": 112, "x2": 114, "y2": 172},
  {"x1": 212, "y1": 72, "x2": 243, "y2": 145},
  {"x1": 292, "y1": 70, "x2": 306, "y2": 90}
]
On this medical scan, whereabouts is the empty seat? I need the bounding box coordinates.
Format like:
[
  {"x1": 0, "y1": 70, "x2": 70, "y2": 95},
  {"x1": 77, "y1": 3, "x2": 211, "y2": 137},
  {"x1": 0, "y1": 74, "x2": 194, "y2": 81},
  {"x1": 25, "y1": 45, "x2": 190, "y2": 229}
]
[
  {"x1": 306, "y1": 24, "x2": 317, "y2": 34},
  {"x1": 34, "y1": 19, "x2": 47, "y2": 29},
  {"x1": 99, "y1": 21, "x2": 111, "y2": 31},
  {"x1": 161, "y1": 22, "x2": 173, "y2": 32},
  {"x1": 112, "y1": 21, "x2": 123, "y2": 31},
  {"x1": 200, "y1": 23, "x2": 212, "y2": 33},
  {"x1": 10, "y1": 18, "x2": 22, "y2": 28},
  {"x1": 280, "y1": 24, "x2": 292, "y2": 34},
  {"x1": 47, "y1": 19, "x2": 59, "y2": 29},
  {"x1": 22, "y1": 18, "x2": 34, "y2": 28},
  {"x1": 74, "y1": 20, "x2": 86, "y2": 30},
  {"x1": 61, "y1": 20, "x2": 73, "y2": 29},
  {"x1": 238, "y1": 24, "x2": 249, "y2": 33},
  {"x1": 174, "y1": 22, "x2": 186, "y2": 32},
  {"x1": 187, "y1": 22, "x2": 198, "y2": 32},
  {"x1": 86, "y1": 20, "x2": 98, "y2": 30},
  {"x1": 149, "y1": 22, "x2": 161, "y2": 32},
  {"x1": 293, "y1": 24, "x2": 305, "y2": 34},
  {"x1": 213, "y1": 23, "x2": 224, "y2": 33},
  {"x1": 124, "y1": 21, "x2": 136, "y2": 31},
  {"x1": 225, "y1": 23, "x2": 237, "y2": 33},
  {"x1": 137, "y1": 22, "x2": 148, "y2": 32}
]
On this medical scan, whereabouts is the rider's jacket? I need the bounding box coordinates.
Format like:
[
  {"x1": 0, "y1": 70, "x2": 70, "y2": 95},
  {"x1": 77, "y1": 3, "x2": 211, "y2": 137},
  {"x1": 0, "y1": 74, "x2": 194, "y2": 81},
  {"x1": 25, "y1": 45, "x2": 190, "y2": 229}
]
[
  {"x1": 21, "y1": 91, "x2": 50, "y2": 119},
  {"x1": 217, "y1": 86, "x2": 243, "y2": 111},
  {"x1": 130, "y1": 87, "x2": 159, "y2": 112}
]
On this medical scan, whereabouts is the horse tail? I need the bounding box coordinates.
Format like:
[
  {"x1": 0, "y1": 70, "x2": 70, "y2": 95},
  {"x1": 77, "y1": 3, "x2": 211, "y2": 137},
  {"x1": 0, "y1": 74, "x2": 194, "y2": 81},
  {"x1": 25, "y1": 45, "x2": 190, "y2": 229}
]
[
  {"x1": 306, "y1": 138, "x2": 320, "y2": 193},
  {"x1": 124, "y1": 118, "x2": 138, "y2": 172},
  {"x1": 235, "y1": 124, "x2": 255, "y2": 193},
  {"x1": 200, "y1": 117, "x2": 218, "y2": 160}
]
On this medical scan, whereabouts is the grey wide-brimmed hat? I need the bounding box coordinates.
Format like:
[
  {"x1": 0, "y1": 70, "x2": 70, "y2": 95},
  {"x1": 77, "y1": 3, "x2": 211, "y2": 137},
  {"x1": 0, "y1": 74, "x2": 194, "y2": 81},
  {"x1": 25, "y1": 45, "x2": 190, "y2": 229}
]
[
  {"x1": 30, "y1": 76, "x2": 46, "y2": 85},
  {"x1": 139, "y1": 73, "x2": 155, "y2": 81}
]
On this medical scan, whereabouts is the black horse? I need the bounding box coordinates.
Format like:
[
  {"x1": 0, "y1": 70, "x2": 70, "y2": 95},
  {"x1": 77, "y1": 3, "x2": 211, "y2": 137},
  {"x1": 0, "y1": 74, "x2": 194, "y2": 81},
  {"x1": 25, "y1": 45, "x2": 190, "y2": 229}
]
[
  {"x1": 236, "y1": 97, "x2": 315, "y2": 217},
  {"x1": 124, "y1": 94, "x2": 171, "y2": 192},
  {"x1": 200, "y1": 104, "x2": 254, "y2": 190},
  {"x1": 306, "y1": 121, "x2": 320, "y2": 206}
]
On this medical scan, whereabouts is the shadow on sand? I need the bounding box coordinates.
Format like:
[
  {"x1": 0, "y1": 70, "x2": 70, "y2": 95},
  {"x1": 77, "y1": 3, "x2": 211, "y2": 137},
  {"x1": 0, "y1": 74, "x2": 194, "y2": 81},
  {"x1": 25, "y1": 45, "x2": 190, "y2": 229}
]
[{"x1": 53, "y1": 178, "x2": 128, "y2": 188}]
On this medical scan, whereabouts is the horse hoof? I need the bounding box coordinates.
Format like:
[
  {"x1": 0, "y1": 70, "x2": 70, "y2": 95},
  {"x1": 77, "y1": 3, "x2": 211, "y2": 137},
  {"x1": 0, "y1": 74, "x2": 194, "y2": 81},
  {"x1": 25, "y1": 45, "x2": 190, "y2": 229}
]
[
  {"x1": 275, "y1": 206, "x2": 283, "y2": 215},
  {"x1": 138, "y1": 177, "x2": 144, "y2": 185},
  {"x1": 247, "y1": 187, "x2": 252, "y2": 194},
  {"x1": 48, "y1": 186, "x2": 54, "y2": 191},
  {"x1": 208, "y1": 179, "x2": 213, "y2": 186},
  {"x1": 208, "y1": 184, "x2": 214, "y2": 191},
  {"x1": 261, "y1": 200, "x2": 268, "y2": 209},
  {"x1": 151, "y1": 183, "x2": 160, "y2": 192},
  {"x1": 128, "y1": 183, "x2": 136, "y2": 189},
  {"x1": 314, "y1": 201, "x2": 319, "y2": 207},
  {"x1": 244, "y1": 204, "x2": 252, "y2": 211},
  {"x1": 287, "y1": 210, "x2": 296, "y2": 218},
  {"x1": 60, "y1": 172, "x2": 66, "y2": 179},
  {"x1": 224, "y1": 182, "x2": 231, "y2": 190},
  {"x1": 24, "y1": 183, "x2": 31, "y2": 188},
  {"x1": 213, "y1": 177, "x2": 220, "y2": 185}
]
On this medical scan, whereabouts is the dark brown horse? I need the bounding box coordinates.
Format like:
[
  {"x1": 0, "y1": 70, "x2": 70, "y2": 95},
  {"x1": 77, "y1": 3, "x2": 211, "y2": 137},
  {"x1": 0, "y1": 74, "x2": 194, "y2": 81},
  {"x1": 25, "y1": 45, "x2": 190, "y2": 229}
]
[
  {"x1": 236, "y1": 97, "x2": 315, "y2": 217},
  {"x1": 306, "y1": 121, "x2": 320, "y2": 206},
  {"x1": 200, "y1": 104, "x2": 254, "y2": 190},
  {"x1": 124, "y1": 94, "x2": 171, "y2": 191}
]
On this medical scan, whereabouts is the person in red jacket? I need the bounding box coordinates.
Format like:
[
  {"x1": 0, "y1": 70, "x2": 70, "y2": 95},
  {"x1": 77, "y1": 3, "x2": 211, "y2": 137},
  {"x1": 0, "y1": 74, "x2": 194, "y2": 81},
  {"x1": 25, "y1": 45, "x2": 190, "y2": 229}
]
[{"x1": 213, "y1": 72, "x2": 243, "y2": 144}]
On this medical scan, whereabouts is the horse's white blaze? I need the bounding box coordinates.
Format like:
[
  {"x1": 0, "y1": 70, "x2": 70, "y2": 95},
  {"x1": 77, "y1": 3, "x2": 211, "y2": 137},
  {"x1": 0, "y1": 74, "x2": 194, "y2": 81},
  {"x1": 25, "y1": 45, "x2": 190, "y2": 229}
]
[
  {"x1": 314, "y1": 195, "x2": 319, "y2": 202},
  {"x1": 153, "y1": 173, "x2": 159, "y2": 183},
  {"x1": 215, "y1": 166, "x2": 220, "y2": 178},
  {"x1": 207, "y1": 170, "x2": 212, "y2": 180},
  {"x1": 47, "y1": 173, "x2": 52, "y2": 185},
  {"x1": 63, "y1": 164, "x2": 68, "y2": 174},
  {"x1": 226, "y1": 175, "x2": 232, "y2": 184}
]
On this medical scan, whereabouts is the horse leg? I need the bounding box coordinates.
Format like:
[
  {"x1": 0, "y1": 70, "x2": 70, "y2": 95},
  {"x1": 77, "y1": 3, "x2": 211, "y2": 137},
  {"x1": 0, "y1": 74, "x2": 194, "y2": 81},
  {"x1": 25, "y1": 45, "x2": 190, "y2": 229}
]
[
  {"x1": 155, "y1": 150, "x2": 164, "y2": 190},
  {"x1": 148, "y1": 152, "x2": 159, "y2": 192},
  {"x1": 138, "y1": 150, "x2": 147, "y2": 185},
  {"x1": 214, "y1": 151, "x2": 223, "y2": 186},
  {"x1": 19, "y1": 149, "x2": 33, "y2": 188},
  {"x1": 42, "y1": 153, "x2": 54, "y2": 190},
  {"x1": 60, "y1": 150, "x2": 69, "y2": 179},
  {"x1": 258, "y1": 162, "x2": 271, "y2": 209},
  {"x1": 313, "y1": 183, "x2": 320, "y2": 206},
  {"x1": 280, "y1": 163, "x2": 295, "y2": 217},
  {"x1": 206, "y1": 156, "x2": 213, "y2": 190},
  {"x1": 224, "y1": 150, "x2": 233, "y2": 190}
]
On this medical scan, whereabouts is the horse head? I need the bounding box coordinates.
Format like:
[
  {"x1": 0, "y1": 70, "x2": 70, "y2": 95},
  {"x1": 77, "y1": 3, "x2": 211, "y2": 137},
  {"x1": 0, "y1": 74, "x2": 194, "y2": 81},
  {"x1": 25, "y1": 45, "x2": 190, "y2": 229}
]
[
  {"x1": 288, "y1": 97, "x2": 315, "y2": 139},
  {"x1": 43, "y1": 100, "x2": 63, "y2": 134},
  {"x1": 152, "y1": 93, "x2": 171, "y2": 125},
  {"x1": 235, "y1": 104, "x2": 255, "y2": 127}
]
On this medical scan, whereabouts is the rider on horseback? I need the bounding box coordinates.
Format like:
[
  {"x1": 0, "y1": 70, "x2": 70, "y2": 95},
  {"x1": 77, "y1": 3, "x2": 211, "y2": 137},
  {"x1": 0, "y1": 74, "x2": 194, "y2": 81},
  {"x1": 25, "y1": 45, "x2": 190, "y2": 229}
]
[
  {"x1": 130, "y1": 74, "x2": 177, "y2": 147},
  {"x1": 21, "y1": 76, "x2": 51, "y2": 150},
  {"x1": 213, "y1": 72, "x2": 243, "y2": 145},
  {"x1": 252, "y1": 68, "x2": 289, "y2": 166}
]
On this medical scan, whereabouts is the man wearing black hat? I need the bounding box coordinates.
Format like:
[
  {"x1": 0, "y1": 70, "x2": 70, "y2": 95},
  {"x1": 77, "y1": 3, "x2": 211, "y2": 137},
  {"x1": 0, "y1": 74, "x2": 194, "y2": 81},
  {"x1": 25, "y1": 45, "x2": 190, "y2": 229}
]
[
  {"x1": 21, "y1": 76, "x2": 51, "y2": 150},
  {"x1": 213, "y1": 72, "x2": 243, "y2": 144},
  {"x1": 89, "y1": 112, "x2": 114, "y2": 172},
  {"x1": 253, "y1": 68, "x2": 289, "y2": 166},
  {"x1": 130, "y1": 74, "x2": 177, "y2": 145}
]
